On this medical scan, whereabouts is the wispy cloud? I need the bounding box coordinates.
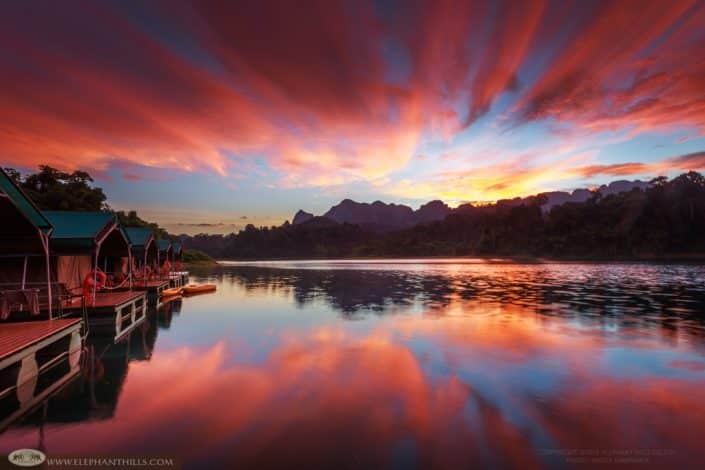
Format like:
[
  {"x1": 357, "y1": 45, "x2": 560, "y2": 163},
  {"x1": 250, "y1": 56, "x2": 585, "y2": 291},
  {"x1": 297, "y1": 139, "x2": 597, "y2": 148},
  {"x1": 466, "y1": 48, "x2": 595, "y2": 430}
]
[
  {"x1": 573, "y1": 151, "x2": 705, "y2": 178},
  {"x1": 1, "y1": 0, "x2": 703, "y2": 201}
]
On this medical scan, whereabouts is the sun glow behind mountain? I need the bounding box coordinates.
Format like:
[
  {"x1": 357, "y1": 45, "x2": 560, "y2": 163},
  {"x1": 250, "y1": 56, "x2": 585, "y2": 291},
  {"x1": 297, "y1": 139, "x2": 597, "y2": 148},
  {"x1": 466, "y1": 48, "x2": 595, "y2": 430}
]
[{"x1": 1, "y1": 0, "x2": 705, "y2": 232}]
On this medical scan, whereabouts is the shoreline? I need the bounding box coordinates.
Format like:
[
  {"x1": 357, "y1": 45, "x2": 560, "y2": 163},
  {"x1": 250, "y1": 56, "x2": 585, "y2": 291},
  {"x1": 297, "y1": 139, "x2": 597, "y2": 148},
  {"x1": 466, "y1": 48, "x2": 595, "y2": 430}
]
[{"x1": 214, "y1": 254, "x2": 705, "y2": 265}]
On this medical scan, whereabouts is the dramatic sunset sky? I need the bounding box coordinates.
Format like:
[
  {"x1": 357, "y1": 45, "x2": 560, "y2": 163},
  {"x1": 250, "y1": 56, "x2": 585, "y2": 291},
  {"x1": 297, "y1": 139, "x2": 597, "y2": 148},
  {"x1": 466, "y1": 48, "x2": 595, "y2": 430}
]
[{"x1": 2, "y1": 0, "x2": 705, "y2": 234}]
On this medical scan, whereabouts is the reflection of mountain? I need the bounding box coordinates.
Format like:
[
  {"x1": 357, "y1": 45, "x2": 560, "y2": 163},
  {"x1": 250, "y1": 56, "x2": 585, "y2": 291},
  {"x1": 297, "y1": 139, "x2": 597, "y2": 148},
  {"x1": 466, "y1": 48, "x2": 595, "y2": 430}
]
[{"x1": 227, "y1": 265, "x2": 705, "y2": 320}]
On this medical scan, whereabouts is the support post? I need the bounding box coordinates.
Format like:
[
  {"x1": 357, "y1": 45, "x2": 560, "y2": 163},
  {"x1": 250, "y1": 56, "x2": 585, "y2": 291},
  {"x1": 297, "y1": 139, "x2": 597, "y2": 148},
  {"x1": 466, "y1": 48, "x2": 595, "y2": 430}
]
[
  {"x1": 39, "y1": 231, "x2": 52, "y2": 319},
  {"x1": 128, "y1": 247, "x2": 133, "y2": 290},
  {"x1": 93, "y1": 249, "x2": 99, "y2": 306},
  {"x1": 22, "y1": 256, "x2": 27, "y2": 289}
]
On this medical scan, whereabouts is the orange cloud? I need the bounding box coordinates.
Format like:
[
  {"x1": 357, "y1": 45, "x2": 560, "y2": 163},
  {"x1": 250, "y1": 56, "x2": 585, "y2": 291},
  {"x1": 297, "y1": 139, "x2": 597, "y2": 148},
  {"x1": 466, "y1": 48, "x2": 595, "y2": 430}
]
[
  {"x1": 0, "y1": 1, "x2": 703, "y2": 190},
  {"x1": 573, "y1": 151, "x2": 705, "y2": 178},
  {"x1": 384, "y1": 149, "x2": 597, "y2": 202}
]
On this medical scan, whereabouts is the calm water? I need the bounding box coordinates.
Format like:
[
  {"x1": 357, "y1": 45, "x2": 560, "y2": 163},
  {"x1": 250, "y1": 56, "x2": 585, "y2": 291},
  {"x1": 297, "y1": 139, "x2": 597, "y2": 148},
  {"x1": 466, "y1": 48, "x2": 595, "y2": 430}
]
[{"x1": 2, "y1": 260, "x2": 705, "y2": 469}]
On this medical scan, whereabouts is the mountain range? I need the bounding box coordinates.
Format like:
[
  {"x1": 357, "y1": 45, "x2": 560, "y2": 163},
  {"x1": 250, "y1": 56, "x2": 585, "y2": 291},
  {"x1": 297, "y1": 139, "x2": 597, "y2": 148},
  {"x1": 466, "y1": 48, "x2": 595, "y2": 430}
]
[{"x1": 292, "y1": 180, "x2": 651, "y2": 232}]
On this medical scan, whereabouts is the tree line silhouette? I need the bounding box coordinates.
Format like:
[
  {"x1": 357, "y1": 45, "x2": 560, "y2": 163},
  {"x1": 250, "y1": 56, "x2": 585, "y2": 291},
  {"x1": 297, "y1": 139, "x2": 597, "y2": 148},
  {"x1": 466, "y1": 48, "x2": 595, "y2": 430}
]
[
  {"x1": 185, "y1": 172, "x2": 705, "y2": 260},
  {"x1": 6, "y1": 166, "x2": 704, "y2": 260}
]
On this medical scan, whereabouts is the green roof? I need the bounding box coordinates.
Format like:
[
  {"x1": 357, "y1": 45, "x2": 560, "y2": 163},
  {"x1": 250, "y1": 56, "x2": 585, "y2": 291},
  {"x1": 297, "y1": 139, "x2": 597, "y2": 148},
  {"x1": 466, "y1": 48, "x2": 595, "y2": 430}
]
[
  {"x1": 124, "y1": 227, "x2": 154, "y2": 248},
  {"x1": 0, "y1": 169, "x2": 53, "y2": 235},
  {"x1": 172, "y1": 241, "x2": 182, "y2": 253},
  {"x1": 44, "y1": 211, "x2": 116, "y2": 240},
  {"x1": 157, "y1": 239, "x2": 172, "y2": 252}
]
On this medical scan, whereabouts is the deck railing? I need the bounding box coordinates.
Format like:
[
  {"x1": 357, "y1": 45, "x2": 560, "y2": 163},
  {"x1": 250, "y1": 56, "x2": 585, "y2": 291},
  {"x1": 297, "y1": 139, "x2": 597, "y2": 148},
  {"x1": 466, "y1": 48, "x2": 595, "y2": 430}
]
[{"x1": 0, "y1": 281, "x2": 80, "y2": 319}]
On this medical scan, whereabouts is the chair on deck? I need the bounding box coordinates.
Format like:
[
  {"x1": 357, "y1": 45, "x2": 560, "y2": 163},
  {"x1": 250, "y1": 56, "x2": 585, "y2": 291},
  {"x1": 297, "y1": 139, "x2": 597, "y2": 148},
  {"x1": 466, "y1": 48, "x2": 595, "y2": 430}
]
[{"x1": 0, "y1": 287, "x2": 40, "y2": 320}]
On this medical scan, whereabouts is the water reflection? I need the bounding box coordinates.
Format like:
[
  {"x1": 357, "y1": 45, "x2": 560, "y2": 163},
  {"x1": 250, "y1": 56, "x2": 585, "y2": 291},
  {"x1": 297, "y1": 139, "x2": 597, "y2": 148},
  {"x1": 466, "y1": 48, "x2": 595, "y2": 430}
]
[
  {"x1": 228, "y1": 263, "x2": 705, "y2": 325},
  {"x1": 0, "y1": 262, "x2": 704, "y2": 468}
]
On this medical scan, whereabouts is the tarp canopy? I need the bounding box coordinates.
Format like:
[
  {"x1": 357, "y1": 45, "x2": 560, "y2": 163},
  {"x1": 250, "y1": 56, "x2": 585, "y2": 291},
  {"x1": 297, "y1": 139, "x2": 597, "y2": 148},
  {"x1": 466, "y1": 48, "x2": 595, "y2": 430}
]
[
  {"x1": 55, "y1": 255, "x2": 93, "y2": 292},
  {"x1": 0, "y1": 169, "x2": 53, "y2": 256},
  {"x1": 124, "y1": 227, "x2": 153, "y2": 249},
  {"x1": 0, "y1": 257, "x2": 48, "y2": 284},
  {"x1": 44, "y1": 211, "x2": 125, "y2": 255},
  {"x1": 101, "y1": 227, "x2": 131, "y2": 257},
  {"x1": 157, "y1": 239, "x2": 172, "y2": 267},
  {"x1": 0, "y1": 169, "x2": 55, "y2": 316},
  {"x1": 172, "y1": 241, "x2": 182, "y2": 261},
  {"x1": 157, "y1": 239, "x2": 171, "y2": 253},
  {"x1": 125, "y1": 227, "x2": 154, "y2": 261},
  {"x1": 44, "y1": 213, "x2": 131, "y2": 291}
]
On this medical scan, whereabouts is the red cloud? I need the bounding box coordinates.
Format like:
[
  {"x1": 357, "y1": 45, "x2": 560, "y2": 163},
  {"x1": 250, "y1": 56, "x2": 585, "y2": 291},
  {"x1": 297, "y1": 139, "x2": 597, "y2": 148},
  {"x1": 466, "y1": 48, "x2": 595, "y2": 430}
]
[
  {"x1": 0, "y1": 1, "x2": 703, "y2": 187},
  {"x1": 516, "y1": 0, "x2": 705, "y2": 133},
  {"x1": 574, "y1": 151, "x2": 705, "y2": 177}
]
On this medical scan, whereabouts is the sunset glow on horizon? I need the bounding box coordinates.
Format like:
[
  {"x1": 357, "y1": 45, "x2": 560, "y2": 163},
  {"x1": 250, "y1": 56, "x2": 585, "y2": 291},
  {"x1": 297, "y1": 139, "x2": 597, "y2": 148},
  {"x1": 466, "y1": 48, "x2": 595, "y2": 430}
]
[{"x1": 2, "y1": 0, "x2": 705, "y2": 233}]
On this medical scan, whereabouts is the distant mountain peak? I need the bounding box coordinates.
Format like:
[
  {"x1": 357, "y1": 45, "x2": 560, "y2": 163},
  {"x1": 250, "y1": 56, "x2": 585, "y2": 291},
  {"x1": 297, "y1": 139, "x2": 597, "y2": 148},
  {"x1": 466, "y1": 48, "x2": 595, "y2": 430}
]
[
  {"x1": 292, "y1": 198, "x2": 451, "y2": 232},
  {"x1": 292, "y1": 180, "x2": 651, "y2": 231},
  {"x1": 292, "y1": 209, "x2": 314, "y2": 225}
]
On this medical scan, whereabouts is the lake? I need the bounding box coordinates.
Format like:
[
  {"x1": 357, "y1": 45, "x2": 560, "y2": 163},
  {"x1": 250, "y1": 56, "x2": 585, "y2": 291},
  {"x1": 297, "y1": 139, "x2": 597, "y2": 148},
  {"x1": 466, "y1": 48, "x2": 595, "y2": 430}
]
[{"x1": 2, "y1": 260, "x2": 705, "y2": 469}]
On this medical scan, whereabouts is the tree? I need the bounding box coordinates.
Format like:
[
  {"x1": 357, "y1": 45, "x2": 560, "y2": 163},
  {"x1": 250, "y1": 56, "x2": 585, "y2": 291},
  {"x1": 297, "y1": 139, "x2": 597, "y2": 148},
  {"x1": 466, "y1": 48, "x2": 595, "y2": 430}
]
[
  {"x1": 116, "y1": 210, "x2": 170, "y2": 239},
  {"x1": 9, "y1": 165, "x2": 108, "y2": 211},
  {"x1": 182, "y1": 172, "x2": 705, "y2": 260},
  {"x1": 6, "y1": 165, "x2": 173, "y2": 239}
]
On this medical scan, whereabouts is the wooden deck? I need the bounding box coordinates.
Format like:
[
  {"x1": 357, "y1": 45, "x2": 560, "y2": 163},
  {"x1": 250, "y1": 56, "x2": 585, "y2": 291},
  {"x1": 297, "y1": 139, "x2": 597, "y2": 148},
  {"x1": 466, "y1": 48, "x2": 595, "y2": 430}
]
[
  {"x1": 132, "y1": 280, "x2": 169, "y2": 307},
  {"x1": 61, "y1": 291, "x2": 138, "y2": 310},
  {"x1": 133, "y1": 280, "x2": 169, "y2": 295},
  {"x1": 63, "y1": 291, "x2": 147, "y2": 341},
  {"x1": 0, "y1": 319, "x2": 83, "y2": 431},
  {"x1": 87, "y1": 291, "x2": 146, "y2": 309},
  {"x1": 169, "y1": 274, "x2": 183, "y2": 288},
  {"x1": 0, "y1": 319, "x2": 81, "y2": 364}
]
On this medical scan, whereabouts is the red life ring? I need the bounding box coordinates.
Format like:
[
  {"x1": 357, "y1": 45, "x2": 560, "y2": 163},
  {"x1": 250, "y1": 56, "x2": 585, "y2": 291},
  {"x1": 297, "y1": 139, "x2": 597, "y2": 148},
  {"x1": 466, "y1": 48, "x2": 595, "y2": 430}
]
[{"x1": 83, "y1": 269, "x2": 107, "y2": 298}]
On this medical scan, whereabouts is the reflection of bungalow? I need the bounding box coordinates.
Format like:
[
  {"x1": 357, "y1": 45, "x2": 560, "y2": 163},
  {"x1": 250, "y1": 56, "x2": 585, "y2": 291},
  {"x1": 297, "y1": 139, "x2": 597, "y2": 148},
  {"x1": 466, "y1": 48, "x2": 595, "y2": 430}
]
[
  {"x1": 157, "y1": 296, "x2": 182, "y2": 329},
  {"x1": 43, "y1": 211, "x2": 147, "y2": 341},
  {"x1": 124, "y1": 227, "x2": 158, "y2": 278},
  {"x1": 13, "y1": 323, "x2": 154, "y2": 427},
  {"x1": 0, "y1": 320, "x2": 82, "y2": 431},
  {"x1": 0, "y1": 170, "x2": 83, "y2": 430}
]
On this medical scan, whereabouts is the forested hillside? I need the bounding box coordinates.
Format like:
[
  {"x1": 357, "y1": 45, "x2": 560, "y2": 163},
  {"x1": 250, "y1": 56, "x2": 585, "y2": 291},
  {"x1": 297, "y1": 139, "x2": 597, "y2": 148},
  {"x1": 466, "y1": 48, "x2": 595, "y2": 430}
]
[{"x1": 182, "y1": 172, "x2": 705, "y2": 260}]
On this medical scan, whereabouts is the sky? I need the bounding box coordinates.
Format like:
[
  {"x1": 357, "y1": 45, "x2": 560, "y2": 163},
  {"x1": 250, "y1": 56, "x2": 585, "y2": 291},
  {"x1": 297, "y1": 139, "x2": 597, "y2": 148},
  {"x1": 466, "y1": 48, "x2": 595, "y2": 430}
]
[{"x1": 1, "y1": 0, "x2": 705, "y2": 234}]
